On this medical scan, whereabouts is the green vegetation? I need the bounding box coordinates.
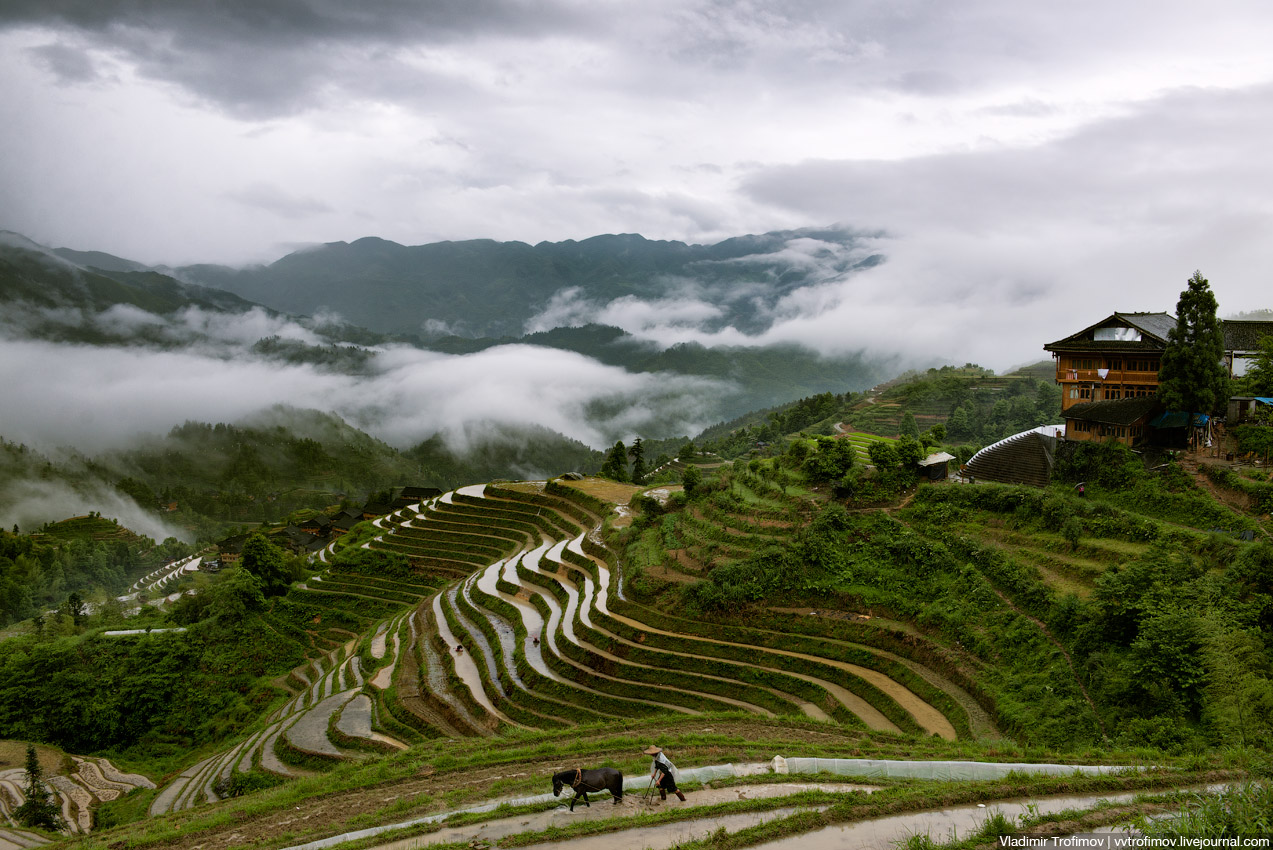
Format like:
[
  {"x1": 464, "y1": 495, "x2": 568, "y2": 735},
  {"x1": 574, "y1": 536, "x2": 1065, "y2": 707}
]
[
  {"x1": 1139, "y1": 781, "x2": 1273, "y2": 836},
  {"x1": 15, "y1": 742, "x2": 65, "y2": 830},
  {"x1": 2, "y1": 339, "x2": 1270, "y2": 849},
  {"x1": 1234, "y1": 331, "x2": 1273, "y2": 398},
  {"x1": 1159, "y1": 270, "x2": 1229, "y2": 420},
  {"x1": 700, "y1": 363, "x2": 1060, "y2": 462},
  {"x1": 0, "y1": 519, "x2": 190, "y2": 627}
]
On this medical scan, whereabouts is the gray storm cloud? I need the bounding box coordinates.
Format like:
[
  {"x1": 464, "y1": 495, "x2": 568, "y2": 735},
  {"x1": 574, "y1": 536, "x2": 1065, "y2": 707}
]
[{"x1": 2, "y1": 1, "x2": 1273, "y2": 369}]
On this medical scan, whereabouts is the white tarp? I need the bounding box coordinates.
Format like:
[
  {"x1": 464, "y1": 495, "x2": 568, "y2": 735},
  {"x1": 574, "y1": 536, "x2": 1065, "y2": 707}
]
[
  {"x1": 279, "y1": 758, "x2": 1145, "y2": 850},
  {"x1": 775, "y1": 757, "x2": 1139, "y2": 780}
]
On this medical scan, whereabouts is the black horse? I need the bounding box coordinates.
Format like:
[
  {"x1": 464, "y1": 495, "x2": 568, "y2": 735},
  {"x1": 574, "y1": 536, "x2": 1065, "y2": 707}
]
[{"x1": 551, "y1": 767, "x2": 624, "y2": 811}]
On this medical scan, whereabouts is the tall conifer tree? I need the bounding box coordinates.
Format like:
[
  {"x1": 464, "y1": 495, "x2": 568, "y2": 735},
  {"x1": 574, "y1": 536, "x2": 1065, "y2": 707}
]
[
  {"x1": 15, "y1": 745, "x2": 63, "y2": 831},
  {"x1": 600, "y1": 441, "x2": 630, "y2": 482},
  {"x1": 1158, "y1": 271, "x2": 1227, "y2": 438},
  {"x1": 627, "y1": 438, "x2": 646, "y2": 484}
]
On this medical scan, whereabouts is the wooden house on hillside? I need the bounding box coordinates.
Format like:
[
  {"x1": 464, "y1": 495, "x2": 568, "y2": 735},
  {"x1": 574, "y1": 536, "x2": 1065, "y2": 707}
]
[
  {"x1": 361, "y1": 502, "x2": 393, "y2": 520},
  {"x1": 217, "y1": 534, "x2": 249, "y2": 564},
  {"x1": 395, "y1": 486, "x2": 443, "y2": 509},
  {"x1": 1044, "y1": 311, "x2": 1273, "y2": 447},
  {"x1": 330, "y1": 510, "x2": 362, "y2": 536},
  {"x1": 298, "y1": 515, "x2": 331, "y2": 536}
]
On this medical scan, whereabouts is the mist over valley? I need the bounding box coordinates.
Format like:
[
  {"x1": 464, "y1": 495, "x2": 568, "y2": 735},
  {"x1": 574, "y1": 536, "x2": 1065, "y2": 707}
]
[{"x1": 0, "y1": 227, "x2": 903, "y2": 533}]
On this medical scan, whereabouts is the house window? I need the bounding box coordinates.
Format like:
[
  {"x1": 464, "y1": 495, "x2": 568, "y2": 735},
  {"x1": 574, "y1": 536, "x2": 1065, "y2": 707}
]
[
  {"x1": 1079, "y1": 387, "x2": 1092, "y2": 400},
  {"x1": 1069, "y1": 387, "x2": 1080, "y2": 399},
  {"x1": 1094, "y1": 327, "x2": 1142, "y2": 342},
  {"x1": 1106, "y1": 387, "x2": 1122, "y2": 400},
  {"x1": 1108, "y1": 359, "x2": 1122, "y2": 371}
]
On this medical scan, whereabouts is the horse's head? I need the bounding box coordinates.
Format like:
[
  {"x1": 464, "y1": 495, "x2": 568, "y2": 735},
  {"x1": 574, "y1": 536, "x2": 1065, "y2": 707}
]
[{"x1": 552, "y1": 773, "x2": 564, "y2": 797}]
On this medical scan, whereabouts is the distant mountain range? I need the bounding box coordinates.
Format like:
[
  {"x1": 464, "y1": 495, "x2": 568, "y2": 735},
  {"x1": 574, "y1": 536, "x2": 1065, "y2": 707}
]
[
  {"x1": 171, "y1": 227, "x2": 883, "y2": 337},
  {"x1": 0, "y1": 227, "x2": 895, "y2": 426},
  {"x1": 0, "y1": 231, "x2": 254, "y2": 316}
]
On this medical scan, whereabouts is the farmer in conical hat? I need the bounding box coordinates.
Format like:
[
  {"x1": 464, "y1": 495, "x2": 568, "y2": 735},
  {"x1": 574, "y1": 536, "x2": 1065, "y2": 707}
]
[{"x1": 643, "y1": 745, "x2": 685, "y2": 801}]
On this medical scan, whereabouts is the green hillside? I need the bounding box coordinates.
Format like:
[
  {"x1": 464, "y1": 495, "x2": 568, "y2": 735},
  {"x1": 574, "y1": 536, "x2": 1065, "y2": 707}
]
[
  {"x1": 0, "y1": 234, "x2": 256, "y2": 318},
  {"x1": 5, "y1": 436, "x2": 1263, "y2": 849},
  {"x1": 699, "y1": 362, "x2": 1062, "y2": 460}
]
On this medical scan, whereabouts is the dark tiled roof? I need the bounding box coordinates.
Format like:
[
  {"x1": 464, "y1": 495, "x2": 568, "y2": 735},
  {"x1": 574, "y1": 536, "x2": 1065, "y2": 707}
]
[
  {"x1": 1120, "y1": 312, "x2": 1177, "y2": 341},
  {"x1": 965, "y1": 429, "x2": 1059, "y2": 488},
  {"x1": 281, "y1": 526, "x2": 316, "y2": 544},
  {"x1": 217, "y1": 533, "x2": 249, "y2": 554},
  {"x1": 1044, "y1": 312, "x2": 1174, "y2": 352},
  {"x1": 400, "y1": 486, "x2": 443, "y2": 499},
  {"x1": 1223, "y1": 320, "x2": 1273, "y2": 352},
  {"x1": 1063, "y1": 397, "x2": 1162, "y2": 426},
  {"x1": 1043, "y1": 339, "x2": 1165, "y2": 352},
  {"x1": 362, "y1": 502, "x2": 392, "y2": 516}
]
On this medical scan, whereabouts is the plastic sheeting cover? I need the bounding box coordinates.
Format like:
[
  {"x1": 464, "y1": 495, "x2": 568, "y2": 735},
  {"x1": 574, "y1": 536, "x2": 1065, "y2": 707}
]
[{"x1": 776, "y1": 757, "x2": 1139, "y2": 780}]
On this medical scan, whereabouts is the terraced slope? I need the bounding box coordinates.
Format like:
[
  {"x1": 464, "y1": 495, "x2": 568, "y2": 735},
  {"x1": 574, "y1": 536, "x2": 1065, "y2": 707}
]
[
  {"x1": 143, "y1": 476, "x2": 994, "y2": 829},
  {"x1": 148, "y1": 631, "x2": 407, "y2": 815},
  {"x1": 366, "y1": 481, "x2": 972, "y2": 741},
  {"x1": 0, "y1": 754, "x2": 152, "y2": 838}
]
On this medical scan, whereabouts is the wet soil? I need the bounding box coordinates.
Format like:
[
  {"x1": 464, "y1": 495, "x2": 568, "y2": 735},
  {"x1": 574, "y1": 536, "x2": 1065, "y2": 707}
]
[{"x1": 128, "y1": 721, "x2": 875, "y2": 850}]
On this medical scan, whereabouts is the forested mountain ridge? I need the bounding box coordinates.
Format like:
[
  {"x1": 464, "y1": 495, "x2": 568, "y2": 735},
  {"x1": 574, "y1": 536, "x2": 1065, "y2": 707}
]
[
  {"x1": 0, "y1": 232, "x2": 257, "y2": 318},
  {"x1": 175, "y1": 227, "x2": 883, "y2": 337}
]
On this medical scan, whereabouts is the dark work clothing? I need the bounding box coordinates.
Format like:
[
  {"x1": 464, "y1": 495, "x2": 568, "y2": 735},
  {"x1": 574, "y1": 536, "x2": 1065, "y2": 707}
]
[{"x1": 651, "y1": 755, "x2": 678, "y2": 791}]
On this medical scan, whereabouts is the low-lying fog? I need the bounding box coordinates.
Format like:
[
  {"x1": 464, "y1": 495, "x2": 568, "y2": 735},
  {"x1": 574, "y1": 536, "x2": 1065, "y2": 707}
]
[{"x1": 0, "y1": 304, "x2": 730, "y2": 455}]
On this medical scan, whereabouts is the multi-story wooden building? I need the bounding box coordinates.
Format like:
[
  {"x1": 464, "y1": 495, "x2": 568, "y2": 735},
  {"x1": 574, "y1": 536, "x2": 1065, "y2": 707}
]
[
  {"x1": 1044, "y1": 312, "x2": 1174, "y2": 413},
  {"x1": 1044, "y1": 311, "x2": 1273, "y2": 446}
]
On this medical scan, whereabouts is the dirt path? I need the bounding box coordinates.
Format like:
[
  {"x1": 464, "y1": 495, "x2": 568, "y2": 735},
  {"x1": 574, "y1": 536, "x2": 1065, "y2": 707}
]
[
  {"x1": 1176, "y1": 452, "x2": 1271, "y2": 538},
  {"x1": 131, "y1": 721, "x2": 875, "y2": 850}
]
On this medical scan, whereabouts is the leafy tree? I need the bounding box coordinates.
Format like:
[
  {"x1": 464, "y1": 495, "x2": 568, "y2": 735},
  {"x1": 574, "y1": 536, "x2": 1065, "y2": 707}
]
[
  {"x1": 627, "y1": 438, "x2": 646, "y2": 485},
  {"x1": 681, "y1": 464, "x2": 702, "y2": 496},
  {"x1": 678, "y1": 440, "x2": 696, "y2": 460},
  {"x1": 804, "y1": 436, "x2": 856, "y2": 481},
  {"x1": 14, "y1": 745, "x2": 64, "y2": 831},
  {"x1": 1061, "y1": 515, "x2": 1083, "y2": 551},
  {"x1": 63, "y1": 592, "x2": 86, "y2": 627},
  {"x1": 239, "y1": 533, "x2": 291, "y2": 596},
  {"x1": 946, "y1": 405, "x2": 973, "y2": 441},
  {"x1": 1235, "y1": 333, "x2": 1273, "y2": 398},
  {"x1": 896, "y1": 436, "x2": 925, "y2": 466},
  {"x1": 206, "y1": 568, "x2": 266, "y2": 626},
  {"x1": 599, "y1": 441, "x2": 630, "y2": 482},
  {"x1": 867, "y1": 439, "x2": 899, "y2": 470},
  {"x1": 899, "y1": 412, "x2": 920, "y2": 439},
  {"x1": 1158, "y1": 271, "x2": 1228, "y2": 429},
  {"x1": 784, "y1": 438, "x2": 811, "y2": 467}
]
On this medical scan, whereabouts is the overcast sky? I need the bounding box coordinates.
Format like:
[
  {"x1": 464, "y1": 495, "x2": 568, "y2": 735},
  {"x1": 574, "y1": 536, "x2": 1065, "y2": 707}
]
[{"x1": 3, "y1": 1, "x2": 1273, "y2": 370}]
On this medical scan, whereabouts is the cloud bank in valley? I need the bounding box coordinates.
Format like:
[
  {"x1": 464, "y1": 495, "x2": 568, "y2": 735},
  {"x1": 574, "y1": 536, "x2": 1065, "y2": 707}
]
[
  {"x1": 0, "y1": 306, "x2": 730, "y2": 457},
  {"x1": 0, "y1": 477, "x2": 186, "y2": 544}
]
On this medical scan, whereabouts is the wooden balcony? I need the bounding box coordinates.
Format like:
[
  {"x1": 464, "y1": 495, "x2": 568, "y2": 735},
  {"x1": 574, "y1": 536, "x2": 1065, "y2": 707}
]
[{"x1": 1056, "y1": 368, "x2": 1159, "y2": 385}]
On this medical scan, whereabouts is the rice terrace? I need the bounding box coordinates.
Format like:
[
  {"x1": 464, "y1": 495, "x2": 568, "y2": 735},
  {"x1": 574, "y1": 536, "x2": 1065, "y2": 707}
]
[
  {"x1": 5, "y1": 382, "x2": 1272, "y2": 850},
  {"x1": 7, "y1": 4, "x2": 1273, "y2": 847}
]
